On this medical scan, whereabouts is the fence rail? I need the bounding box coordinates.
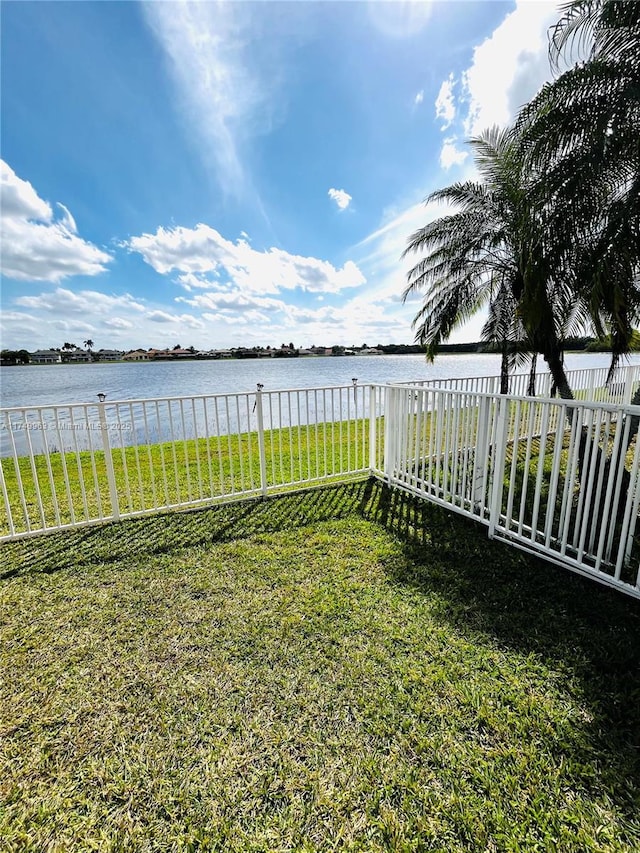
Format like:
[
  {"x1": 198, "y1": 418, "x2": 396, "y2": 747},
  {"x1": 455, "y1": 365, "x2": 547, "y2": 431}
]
[{"x1": 2, "y1": 366, "x2": 639, "y2": 600}]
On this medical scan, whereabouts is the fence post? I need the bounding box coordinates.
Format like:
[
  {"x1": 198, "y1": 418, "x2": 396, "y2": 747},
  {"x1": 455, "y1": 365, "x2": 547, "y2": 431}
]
[
  {"x1": 624, "y1": 365, "x2": 636, "y2": 404},
  {"x1": 369, "y1": 385, "x2": 377, "y2": 474},
  {"x1": 488, "y1": 396, "x2": 509, "y2": 538},
  {"x1": 97, "y1": 394, "x2": 120, "y2": 521},
  {"x1": 255, "y1": 384, "x2": 268, "y2": 496}
]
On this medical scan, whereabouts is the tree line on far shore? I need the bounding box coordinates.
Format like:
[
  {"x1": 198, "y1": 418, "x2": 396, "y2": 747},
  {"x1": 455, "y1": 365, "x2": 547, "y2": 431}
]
[{"x1": 3, "y1": 334, "x2": 637, "y2": 367}]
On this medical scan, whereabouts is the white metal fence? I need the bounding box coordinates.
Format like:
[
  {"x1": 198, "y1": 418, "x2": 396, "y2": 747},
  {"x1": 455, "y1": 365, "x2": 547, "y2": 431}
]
[
  {"x1": 382, "y1": 382, "x2": 640, "y2": 599},
  {"x1": 397, "y1": 362, "x2": 640, "y2": 404},
  {"x1": 0, "y1": 384, "x2": 383, "y2": 540},
  {"x1": 1, "y1": 365, "x2": 639, "y2": 599}
]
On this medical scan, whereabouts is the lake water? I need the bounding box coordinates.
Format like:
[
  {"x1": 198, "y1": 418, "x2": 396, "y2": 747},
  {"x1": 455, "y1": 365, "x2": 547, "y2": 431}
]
[{"x1": 2, "y1": 352, "x2": 638, "y2": 409}]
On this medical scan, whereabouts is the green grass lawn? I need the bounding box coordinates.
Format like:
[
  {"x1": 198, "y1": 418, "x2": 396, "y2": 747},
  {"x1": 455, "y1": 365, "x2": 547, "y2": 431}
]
[
  {"x1": 0, "y1": 418, "x2": 374, "y2": 537},
  {"x1": 2, "y1": 480, "x2": 639, "y2": 852},
  {"x1": 0, "y1": 412, "x2": 475, "y2": 539}
]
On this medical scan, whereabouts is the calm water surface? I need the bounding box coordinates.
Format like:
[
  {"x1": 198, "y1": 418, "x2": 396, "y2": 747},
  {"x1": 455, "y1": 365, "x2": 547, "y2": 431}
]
[{"x1": 2, "y1": 352, "x2": 638, "y2": 409}]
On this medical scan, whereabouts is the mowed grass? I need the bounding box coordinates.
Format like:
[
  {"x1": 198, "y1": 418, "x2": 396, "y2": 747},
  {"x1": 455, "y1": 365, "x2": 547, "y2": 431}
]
[
  {"x1": 0, "y1": 418, "x2": 375, "y2": 537},
  {"x1": 2, "y1": 481, "x2": 640, "y2": 852}
]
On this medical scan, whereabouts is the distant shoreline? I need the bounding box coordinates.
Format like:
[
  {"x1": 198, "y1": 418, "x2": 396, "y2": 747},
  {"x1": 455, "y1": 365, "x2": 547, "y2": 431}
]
[{"x1": 1, "y1": 340, "x2": 616, "y2": 367}]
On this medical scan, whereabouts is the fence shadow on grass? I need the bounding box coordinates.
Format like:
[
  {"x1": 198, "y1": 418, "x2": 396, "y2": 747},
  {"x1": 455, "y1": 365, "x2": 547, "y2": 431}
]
[
  {"x1": 0, "y1": 480, "x2": 373, "y2": 579},
  {"x1": 359, "y1": 479, "x2": 640, "y2": 826},
  {"x1": 2, "y1": 477, "x2": 639, "y2": 824}
]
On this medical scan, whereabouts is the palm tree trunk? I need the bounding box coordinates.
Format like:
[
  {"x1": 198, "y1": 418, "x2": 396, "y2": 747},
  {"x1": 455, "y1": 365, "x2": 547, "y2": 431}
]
[
  {"x1": 500, "y1": 343, "x2": 509, "y2": 394},
  {"x1": 527, "y1": 353, "x2": 537, "y2": 396},
  {"x1": 543, "y1": 346, "x2": 573, "y2": 401}
]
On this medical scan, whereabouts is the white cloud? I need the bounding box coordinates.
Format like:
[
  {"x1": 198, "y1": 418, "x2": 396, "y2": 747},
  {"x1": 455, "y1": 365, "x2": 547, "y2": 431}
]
[
  {"x1": 434, "y1": 74, "x2": 455, "y2": 128},
  {"x1": 447, "y1": 1, "x2": 558, "y2": 139},
  {"x1": 52, "y1": 320, "x2": 97, "y2": 333},
  {"x1": 56, "y1": 203, "x2": 77, "y2": 235},
  {"x1": 148, "y1": 310, "x2": 205, "y2": 329},
  {"x1": 4, "y1": 286, "x2": 211, "y2": 350},
  {"x1": 103, "y1": 317, "x2": 134, "y2": 330},
  {"x1": 414, "y1": 90, "x2": 424, "y2": 106},
  {"x1": 179, "y1": 290, "x2": 321, "y2": 328},
  {"x1": 350, "y1": 185, "x2": 487, "y2": 345},
  {"x1": 328, "y1": 188, "x2": 352, "y2": 211},
  {"x1": 15, "y1": 288, "x2": 146, "y2": 315},
  {"x1": 176, "y1": 272, "x2": 225, "y2": 292},
  {"x1": 142, "y1": 2, "x2": 275, "y2": 198},
  {"x1": 176, "y1": 287, "x2": 395, "y2": 343},
  {"x1": 356, "y1": 201, "x2": 435, "y2": 270},
  {"x1": 177, "y1": 291, "x2": 285, "y2": 314},
  {"x1": 0, "y1": 160, "x2": 112, "y2": 283},
  {"x1": 439, "y1": 137, "x2": 468, "y2": 170},
  {"x1": 0, "y1": 310, "x2": 36, "y2": 322},
  {"x1": 127, "y1": 223, "x2": 366, "y2": 295},
  {"x1": 1, "y1": 163, "x2": 51, "y2": 221},
  {"x1": 148, "y1": 310, "x2": 177, "y2": 323}
]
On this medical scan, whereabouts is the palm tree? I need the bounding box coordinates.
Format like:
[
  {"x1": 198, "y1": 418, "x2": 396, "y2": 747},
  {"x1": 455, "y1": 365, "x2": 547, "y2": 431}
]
[
  {"x1": 405, "y1": 1, "x2": 640, "y2": 533},
  {"x1": 403, "y1": 126, "x2": 585, "y2": 398},
  {"x1": 516, "y1": 0, "x2": 640, "y2": 379},
  {"x1": 83, "y1": 339, "x2": 94, "y2": 355},
  {"x1": 407, "y1": 1, "x2": 640, "y2": 398}
]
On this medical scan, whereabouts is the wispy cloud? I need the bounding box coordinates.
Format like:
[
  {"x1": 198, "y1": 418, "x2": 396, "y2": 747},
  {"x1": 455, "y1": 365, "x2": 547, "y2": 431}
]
[
  {"x1": 142, "y1": 1, "x2": 272, "y2": 199},
  {"x1": 437, "y1": 0, "x2": 558, "y2": 146},
  {"x1": 368, "y1": 1, "x2": 434, "y2": 39},
  {"x1": 8, "y1": 286, "x2": 206, "y2": 348},
  {"x1": 434, "y1": 74, "x2": 455, "y2": 128},
  {"x1": 430, "y1": 1, "x2": 558, "y2": 179},
  {"x1": 15, "y1": 288, "x2": 146, "y2": 315}
]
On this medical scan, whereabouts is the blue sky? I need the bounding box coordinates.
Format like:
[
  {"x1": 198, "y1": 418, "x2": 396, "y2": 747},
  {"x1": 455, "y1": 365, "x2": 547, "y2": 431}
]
[{"x1": 1, "y1": 0, "x2": 560, "y2": 352}]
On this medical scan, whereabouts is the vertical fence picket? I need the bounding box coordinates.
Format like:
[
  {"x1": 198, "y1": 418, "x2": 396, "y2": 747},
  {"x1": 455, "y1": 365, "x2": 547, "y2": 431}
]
[
  {"x1": 604, "y1": 414, "x2": 632, "y2": 563},
  {"x1": 22, "y1": 411, "x2": 46, "y2": 530},
  {"x1": 618, "y1": 414, "x2": 640, "y2": 577},
  {"x1": 51, "y1": 407, "x2": 76, "y2": 526},
  {"x1": 202, "y1": 398, "x2": 215, "y2": 499},
  {"x1": 155, "y1": 401, "x2": 170, "y2": 507},
  {"x1": 223, "y1": 397, "x2": 234, "y2": 495},
  {"x1": 472, "y1": 396, "x2": 489, "y2": 513},
  {"x1": 234, "y1": 396, "x2": 244, "y2": 494},
  {"x1": 6, "y1": 413, "x2": 31, "y2": 532},
  {"x1": 305, "y1": 389, "x2": 312, "y2": 480},
  {"x1": 557, "y1": 407, "x2": 583, "y2": 555},
  {"x1": 192, "y1": 399, "x2": 204, "y2": 502},
  {"x1": 212, "y1": 397, "x2": 223, "y2": 495}
]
